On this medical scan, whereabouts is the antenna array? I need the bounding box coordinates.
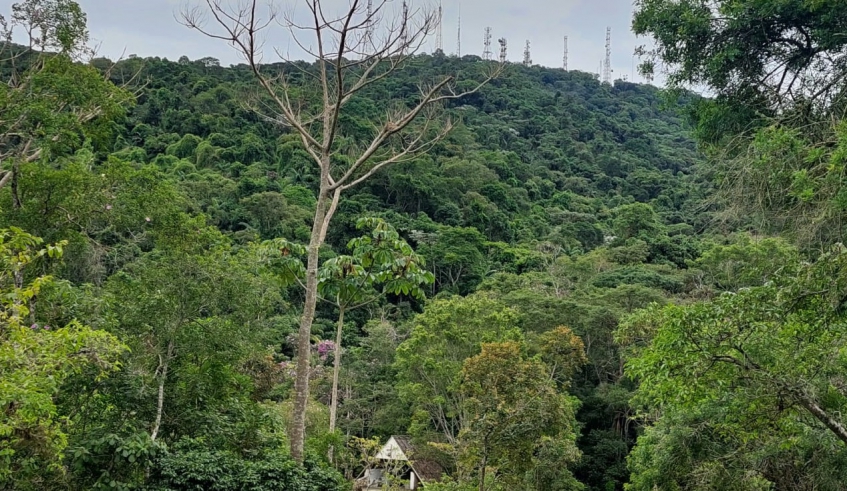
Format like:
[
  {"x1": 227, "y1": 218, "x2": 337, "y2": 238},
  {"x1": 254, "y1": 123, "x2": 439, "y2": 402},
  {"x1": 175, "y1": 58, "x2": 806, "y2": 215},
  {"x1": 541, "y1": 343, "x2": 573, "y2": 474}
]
[
  {"x1": 424, "y1": 12, "x2": 629, "y2": 76},
  {"x1": 482, "y1": 27, "x2": 492, "y2": 60},
  {"x1": 602, "y1": 27, "x2": 612, "y2": 84},
  {"x1": 456, "y1": 2, "x2": 461, "y2": 56},
  {"x1": 400, "y1": 1, "x2": 409, "y2": 52},
  {"x1": 435, "y1": 0, "x2": 443, "y2": 52},
  {"x1": 364, "y1": 0, "x2": 373, "y2": 51}
]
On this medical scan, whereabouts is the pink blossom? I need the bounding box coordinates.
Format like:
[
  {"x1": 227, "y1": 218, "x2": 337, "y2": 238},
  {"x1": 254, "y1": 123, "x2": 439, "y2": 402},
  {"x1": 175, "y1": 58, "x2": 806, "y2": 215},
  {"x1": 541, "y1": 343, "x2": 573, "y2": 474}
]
[
  {"x1": 105, "y1": 204, "x2": 112, "y2": 210},
  {"x1": 316, "y1": 340, "x2": 336, "y2": 361}
]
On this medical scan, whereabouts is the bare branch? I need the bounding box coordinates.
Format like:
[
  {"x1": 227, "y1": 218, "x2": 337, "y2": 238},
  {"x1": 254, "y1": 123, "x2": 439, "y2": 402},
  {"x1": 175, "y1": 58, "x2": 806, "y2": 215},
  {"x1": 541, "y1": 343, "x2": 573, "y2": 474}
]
[
  {"x1": 340, "y1": 121, "x2": 452, "y2": 191},
  {"x1": 328, "y1": 76, "x2": 451, "y2": 189},
  {"x1": 182, "y1": 1, "x2": 326, "y2": 153},
  {"x1": 326, "y1": 0, "x2": 360, "y2": 152},
  {"x1": 0, "y1": 171, "x2": 12, "y2": 191}
]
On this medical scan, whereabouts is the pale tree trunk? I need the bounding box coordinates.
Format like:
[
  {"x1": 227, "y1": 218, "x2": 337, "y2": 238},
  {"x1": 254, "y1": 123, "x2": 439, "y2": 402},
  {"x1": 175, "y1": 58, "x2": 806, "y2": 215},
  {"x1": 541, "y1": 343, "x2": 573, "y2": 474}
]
[
  {"x1": 290, "y1": 191, "x2": 327, "y2": 462},
  {"x1": 151, "y1": 339, "x2": 174, "y2": 441},
  {"x1": 329, "y1": 306, "x2": 345, "y2": 433},
  {"x1": 290, "y1": 183, "x2": 340, "y2": 462},
  {"x1": 0, "y1": 169, "x2": 13, "y2": 190},
  {"x1": 326, "y1": 307, "x2": 345, "y2": 464}
]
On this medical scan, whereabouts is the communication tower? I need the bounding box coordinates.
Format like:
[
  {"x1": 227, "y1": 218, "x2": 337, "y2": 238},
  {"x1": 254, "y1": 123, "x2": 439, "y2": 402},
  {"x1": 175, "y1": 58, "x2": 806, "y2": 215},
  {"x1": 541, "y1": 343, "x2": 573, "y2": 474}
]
[
  {"x1": 523, "y1": 40, "x2": 531, "y2": 66},
  {"x1": 482, "y1": 27, "x2": 492, "y2": 60},
  {"x1": 602, "y1": 27, "x2": 612, "y2": 84},
  {"x1": 563, "y1": 35, "x2": 568, "y2": 71},
  {"x1": 435, "y1": 0, "x2": 443, "y2": 52},
  {"x1": 400, "y1": 1, "x2": 409, "y2": 52},
  {"x1": 364, "y1": 0, "x2": 374, "y2": 51},
  {"x1": 631, "y1": 50, "x2": 636, "y2": 82},
  {"x1": 498, "y1": 37, "x2": 507, "y2": 63},
  {"x1": 456, "y1": 2, "x2": 461, "y2": 56}
]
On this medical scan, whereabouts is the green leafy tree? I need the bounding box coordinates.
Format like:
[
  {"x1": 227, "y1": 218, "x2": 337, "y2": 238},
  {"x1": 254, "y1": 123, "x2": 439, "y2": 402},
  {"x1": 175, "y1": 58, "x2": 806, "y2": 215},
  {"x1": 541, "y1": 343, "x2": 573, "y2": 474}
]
[
  {"x1": 102, "y1": 233, "x2": 284, "y2": 444},
  {"x1": 318, "y1": 218, "x2": 433, "y2": 433},
  {"x1": 632, "y1": 0, "x2": 847, "y2": 249},
  {"x1": 0, "y1": 228, "x2": 125, "y2": 488},
  {"x1": 692, "y1": 234, "x2": 799, "y2": 292},
  {"x1": 395, "y1": 294, "x2": 522, "y2": 444},
  {"x1": 618, "y1": 245, "x2": 847, "y2": 489},
  {"x1": 256, "y1": 217, "x2": 434, "y2": 434},
  {"x1": 610, "y1": 203, "x2": 663, "y2": 243},
  {"x1": 633, "y1": 0, "x2": 847, "y2": 143},
  {"x1": 460, "y1": 342, "x2": 582, "y2": 491},
  {"x1": 0, "y1": 0, "x2": 132, "y2": 206},
  {"x1": 419, "y1": 227, "x2": 489, "y2": 294},
  {"x1": 538, "y1": 326, "x2": 589, "y2": 386},
  {"x1": 719, "y1": 123, "x2": 847, "y2": 246}
]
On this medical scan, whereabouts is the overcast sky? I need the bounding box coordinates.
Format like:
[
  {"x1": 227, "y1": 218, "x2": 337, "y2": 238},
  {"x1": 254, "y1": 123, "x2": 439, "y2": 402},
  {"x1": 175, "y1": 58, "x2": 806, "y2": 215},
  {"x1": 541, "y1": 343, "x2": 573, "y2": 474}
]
[{"x1": 2, "y1": 0, "x2": 650, "y2": 81}]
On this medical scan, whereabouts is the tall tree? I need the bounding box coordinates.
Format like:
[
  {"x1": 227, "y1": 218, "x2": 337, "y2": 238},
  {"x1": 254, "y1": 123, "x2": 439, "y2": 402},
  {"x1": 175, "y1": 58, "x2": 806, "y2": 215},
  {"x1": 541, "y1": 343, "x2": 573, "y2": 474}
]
[
  {"x1": 617, "y1": 245, "x2": 847, "y2": 488},
  {"x1": 0, "y1": 228, "x2": 125, "y2": 488},
  {"x1": 318, "y1": 218, "x2": 433, "y2": 434},
  {"x1": 632, "y1": 0, "x2": 847, "y2": 246},
  {"x1": 460, "y1": 342, "x2": 582, "y2": 491},
  {"x1": 181, "y1": 0, "x2": 500, "y2": 461},
  {"x1": 395, "y1": 294, "x2": 522, "y2": 444},
  {"x1": 633, "y1": 0, "x2": 847, "y2": 144},
  {"x1": 104, "y1": 236, "x2": 283, "y2": 443},
  {"x1": 0, "y1": 0, "x2": 133, "y2": 206},
  {"x1": 257, "y1": 217, "x2": 434, "y2": 435}
]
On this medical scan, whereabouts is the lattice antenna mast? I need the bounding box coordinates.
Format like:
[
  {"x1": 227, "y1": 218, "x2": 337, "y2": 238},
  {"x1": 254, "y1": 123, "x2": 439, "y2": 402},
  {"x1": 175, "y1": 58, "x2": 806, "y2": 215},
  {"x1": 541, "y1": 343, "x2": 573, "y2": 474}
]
[
  {"x1": 400, "y1": 1, "x2": 409, "y2": 53},
  {"x1": 363, "y1": 0, "x2": 374, "y2": 53},
  {"x1": 602, "y1": 26, "x2": 612, "y2": 84},
  {"x1": 523, "y1": 39, "x2": 532, "y2": 66},
  {"x1": 563, "y1": 35, "x2": 568, "y2": 71},
  {"x1": 435, "y1": 0, "x2": 443, "y2": 52},
  {"x1": 498, "y1": 37, "x2": 507, "y2": 63},
  {"x1": 632, "y1": 50, "x2": 635, "y2": 81},
  {"x1": 456, "y1": 1, "x2": 461, "y2": 57},
  {"x1": 482, "y1": 27, "x2": 492, "y2": 60}
]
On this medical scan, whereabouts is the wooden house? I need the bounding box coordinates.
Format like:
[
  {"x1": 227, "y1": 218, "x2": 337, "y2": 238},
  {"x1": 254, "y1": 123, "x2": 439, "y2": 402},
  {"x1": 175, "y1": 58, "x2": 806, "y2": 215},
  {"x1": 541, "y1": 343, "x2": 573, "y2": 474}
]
[{"x1": 358, "y1": 436, "x2": 443, "y2": 490}]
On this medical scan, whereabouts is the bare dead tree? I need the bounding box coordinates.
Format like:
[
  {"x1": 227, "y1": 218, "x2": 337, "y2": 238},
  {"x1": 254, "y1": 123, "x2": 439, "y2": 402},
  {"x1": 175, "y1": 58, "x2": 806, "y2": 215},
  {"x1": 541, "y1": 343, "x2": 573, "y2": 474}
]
[{"x1": 181, "y1": 0, "x2": 502, "y2": 462}]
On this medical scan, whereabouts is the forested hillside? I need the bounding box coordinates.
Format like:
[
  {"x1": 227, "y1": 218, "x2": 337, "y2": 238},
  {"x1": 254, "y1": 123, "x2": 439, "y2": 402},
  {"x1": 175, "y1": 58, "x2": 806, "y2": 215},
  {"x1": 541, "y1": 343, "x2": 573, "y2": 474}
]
[
  {"x1": 106, "y1": 52, "x2": 706, "y2": 253},
  {"x1": 7, "y1": 0, "x2": 847, "y2": 490}
]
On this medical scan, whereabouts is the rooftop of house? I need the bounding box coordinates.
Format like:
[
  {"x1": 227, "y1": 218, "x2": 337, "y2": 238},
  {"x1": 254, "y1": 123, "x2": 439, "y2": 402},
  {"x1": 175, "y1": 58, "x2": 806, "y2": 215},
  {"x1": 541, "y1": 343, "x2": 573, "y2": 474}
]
[{"x1": 376, "y1": 435, "x2": 445, "y2": 483}]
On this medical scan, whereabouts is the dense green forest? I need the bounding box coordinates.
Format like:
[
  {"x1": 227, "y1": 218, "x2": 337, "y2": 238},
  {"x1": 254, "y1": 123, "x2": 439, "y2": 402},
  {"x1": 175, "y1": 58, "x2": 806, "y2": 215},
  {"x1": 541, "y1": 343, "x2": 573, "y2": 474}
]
[{"x1": 3, "y1": 0, "x2": 847, "y2": 489}]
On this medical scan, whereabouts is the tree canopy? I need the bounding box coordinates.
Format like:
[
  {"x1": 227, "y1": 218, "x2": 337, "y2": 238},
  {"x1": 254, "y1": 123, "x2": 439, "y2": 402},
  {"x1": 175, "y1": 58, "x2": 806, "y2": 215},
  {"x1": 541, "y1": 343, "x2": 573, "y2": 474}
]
[{"x1": 15, "y1": 0, "x2": 839, "y2": 488}]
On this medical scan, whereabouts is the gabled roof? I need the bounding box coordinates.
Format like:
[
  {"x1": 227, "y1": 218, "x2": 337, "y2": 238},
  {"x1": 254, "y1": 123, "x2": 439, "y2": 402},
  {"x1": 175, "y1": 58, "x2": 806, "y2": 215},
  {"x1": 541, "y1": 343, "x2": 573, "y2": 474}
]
[
  {"x1": 375, "y1": 436, "x2": 410, "y2": 461},
  {"x1": 409, "y1": 458, "x2": 444, "y2": 483},
  {"x1": 376, "y1": 436, "x2": 444, "y2": 483},
  {"x1": 392, "y1": 435, "x2": 415, "y2": 455}
]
